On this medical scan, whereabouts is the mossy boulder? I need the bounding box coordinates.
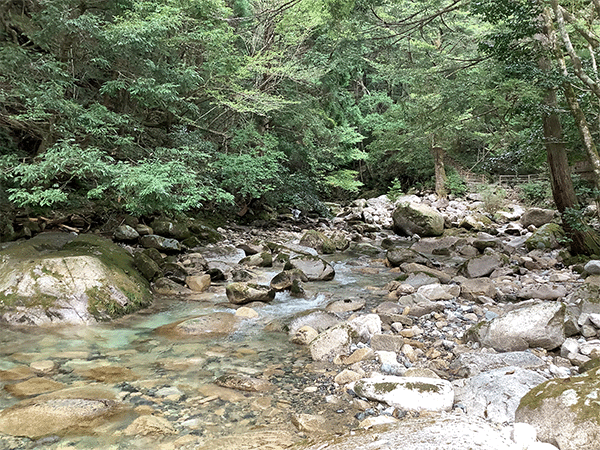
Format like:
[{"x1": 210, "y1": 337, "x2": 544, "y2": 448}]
[
  {"x1": 225, "y1": 282, "x2": 276, "y2": 305},
  {"x1": 299, "y1": 230, "x2": 336, "y2": 254},
  {"x1": 239, "y1": 251, "x2": 273, "y2": 267},
  {"x1": 525, "y1": 223, "x2": 565, "y2": 251},
  {"x1": 0, "y1": 233, "x2": 152, "y2": 325},
  {"x1": 515, "y1": 366, "x2": 600, "y2": 450},
  {"x1": 285, "y1": 255, "x2": 335, "y2": 281},
  {"x1": 392, "y1": 202, "x2": 444, "y2": 237}
]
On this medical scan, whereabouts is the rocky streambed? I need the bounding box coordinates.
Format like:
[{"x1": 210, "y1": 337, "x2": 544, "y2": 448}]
[{"x1": 1, "y1": 194, "x2": 600, "y2": 449}]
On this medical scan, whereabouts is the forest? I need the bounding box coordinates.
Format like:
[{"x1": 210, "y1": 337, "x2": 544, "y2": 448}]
[{"x1": 3, "y1": 0, "x2": 600, "y2": 252}]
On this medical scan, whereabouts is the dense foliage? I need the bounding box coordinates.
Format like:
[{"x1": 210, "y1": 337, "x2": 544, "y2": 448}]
[{"x1": 1, "y1": 0, "x2": 599, "y2": 226}]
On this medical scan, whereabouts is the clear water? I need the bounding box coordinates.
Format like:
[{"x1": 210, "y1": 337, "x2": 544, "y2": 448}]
[{"x1": 0, "y1": 253, "x2": 398, "y2": 450}]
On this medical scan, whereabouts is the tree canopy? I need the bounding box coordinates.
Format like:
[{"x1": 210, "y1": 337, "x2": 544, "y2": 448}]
[{"x1": 1, "y1": 0, "x2": 600, "y2": 247}]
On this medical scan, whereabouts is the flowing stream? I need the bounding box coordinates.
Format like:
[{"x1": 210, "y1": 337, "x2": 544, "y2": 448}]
[{"x1": 0, "y1": 251, "x2": 399, "y2": 450}]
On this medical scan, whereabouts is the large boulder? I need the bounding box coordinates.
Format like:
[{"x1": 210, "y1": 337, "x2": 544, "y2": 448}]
[
  {"x1": 525, "y1": 223, "x2": 565, "y2": 251},
  {"x1": 351, "y1": 375, "x2": 454, "y2": 412},
  {"x1": 515, "y1": 366, "x2": 600, "y2": 450},
  {"x1": 0, "y1": 233, "x2": 151, "y2": 326},
  {"x1": 309, "y1": 324, "x2": 354, "y2": 361},
  {"x1": 392, "y1": 202, "x2": 444, "y2": 237},
  {"x1": 386, "y1": 247, "x2": 429, "y2": 266},
  {"x1": 225, "y1": 282, "x2": 276, "y2": 305},
  {"x1": 0, "y1": 386, "x2": 125, "y2": 439},
  {"x1": 453, "y1": 367, "x2": 547, "y2": 423},
  {"x1": 299, "y1": 230, "x2": 336, "y2": 254},
  {"x1": 521, "y1": 208, "x2": 558, "y2": 228},
  {"x1": 470, "y1": 302, "x2": 567, "y2": 352},
  {"x1": 285, "y1": 255, "x2": 335, "y2": 281}
]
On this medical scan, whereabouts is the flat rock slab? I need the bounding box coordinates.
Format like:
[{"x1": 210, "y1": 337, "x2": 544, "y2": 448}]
[
  {"x1": 304, "y1": 412, "x2": 518, "y2": 450},
  {"x1": 450, "y1": 351, "x2": 546, "y2": 378},
  {"x1": 156, "y1": 312, "x2": 240, "y2": 338},
  {"x1": 351, "y1": 375, "x2": 454, "y2": 412}
]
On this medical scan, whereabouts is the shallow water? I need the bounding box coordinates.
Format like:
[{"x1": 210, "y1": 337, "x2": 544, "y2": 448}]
[{"x1": 0, "y1": 252, "x2": 398, "y2": 450}]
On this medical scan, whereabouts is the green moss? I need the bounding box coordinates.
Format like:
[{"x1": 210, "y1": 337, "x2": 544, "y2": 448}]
[
  {"x1": 403, "y1": 381, "x2": 441, "y2": 393},
  {"x1": 373, "y1": 382, "x2": 399, "y2": 394},
  {"x1": 518, "y1": 369, "x2": 600, "y2": 425}
]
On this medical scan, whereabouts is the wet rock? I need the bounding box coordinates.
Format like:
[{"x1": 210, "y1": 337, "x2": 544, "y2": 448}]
[
  {"x1": 135, "y1": 224, "x2": 153, "y2": 236},
  {"x1": 0, "y1": 233, "x2": 151, "y2": 325},
  {"x1": 392, "y1": 202, "x2": 444, "y2": 237},
  {"x1": 162, "y1": 262, "x2": 188, "y2": 284},
  {"x1": 113, "y1": 225, "x2": 139, "y2": 241},
  {"x1": 0, "y1": 387, "x2": 124, "y2": 439},
  {"x1": 239, "y1": 252, "x2": 273, "y2": 267},
  {"x1": 351, "y1": 375, "x2": 454, "y2": 412},
  {"x1": 299, "y1": 230, "x2": 336, "y2": 254},
  {"x1": 326, "y1": 298, "x2": 366, "y2": 313},
  {"x1": 288, "y1": 311, "x2": 341, "y2": 336},
  {"x1": 185, "y1": 274, "x2": 211, "y2": 292},
  {"x1": 400, "y1": 263, "x2": 452, "y2": 284},
  {"x1": 4, "y1": 377, "x2": 66, "y2": 397},
  {"x1": 309, "y1": 324, "x2": 354, "y2": 361},
  {"x1": 386, "y1": 247, "x2": 429, "y2": 267},
  {"x1": 153, "y1": 277, "x2": 191, "y2": 295},
  {"x1": 156, "y1": 312, "x2": 240, "y2": 338},
  {"x1": 516, "y1": 366, "x2": 600, "y2": 450},
  {"x1": 225, "y1": 282, "x2": 276, "y2": 305},
  {"x1": 290, "y1": 325, "x2": 318, "y2": 345},
  {"x1": 29, "y1": 360, "x2": 56, "y2": 376},
  {"x1": 471, "y1": 302, "x2": 567, "y2": 352},
  {"x1": 286, "y1": 255, "x2": 335, "y2": 281},
  {"x1": 139, "y1": 235, "x2": 182, "y2": 253},
  {"x1": 203, "y1": 245, "x2": 246, "y2": 264},
  {"x1": 291, "y1": 413, "x2": 326, "y2": 433},
  {"x1": 216, "y1": 374, "x2": 273, "y2": 392},
  {"x1": 83, "y1": 365, "x2": 138, "y2": 383},
  {"x1": 123, "y1": 415, "x2": 177, "y2": 436},
  {"x1": 521, "y1": 208, "x2": 557, "y2": 228},
  {"x1": 329, "y1": 230, "x2": 350, "y2": 251},
  {"x1": 453, "y1": 367, "x2": 547, "y2": 423},
  {"x1": 270, "y1": 269, "x2": 308, "y2": 291}
]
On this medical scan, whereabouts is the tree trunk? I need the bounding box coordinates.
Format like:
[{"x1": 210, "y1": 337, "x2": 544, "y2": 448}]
[
  {"x1": 431, "y1": 146, "x2": 447, "y2": 198},
  {"x1": 540, "y1": 10, "x2": 600, "y2": 255}
]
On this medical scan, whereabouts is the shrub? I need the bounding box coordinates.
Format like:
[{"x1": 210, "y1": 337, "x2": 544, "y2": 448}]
[{"x1": 518, "y1": 180, "x2": 551, "y2": 206}]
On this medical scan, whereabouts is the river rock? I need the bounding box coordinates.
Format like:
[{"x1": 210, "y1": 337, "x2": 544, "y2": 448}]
[
  {"x1": 400, "y1": 263, "x2": 451, "y2": 284},
  {"x1": 4, "y1": 377, "x2": 66, "y2": 397},
  {"x1": 299, "y1": 230, "x2": 336, "y2": 254},
  {"x1": 225, "y1": 282, "x2": 276, "y2": 305},
  {"x1": 156, "y1": 312, "x2": 240, "y2": 338},
  {"x1": 471, "y1": 302, "x2": 567, "y2": 352},
  {"x1": 326, "y1": 298, "x2": 366, "y2": 313},
  {"x1": 139, "y1": 234, "x2": 182, "y2": 253},
  {"x1": 453, "y1": 367, "x2": 547, "y2": 423},
  {"x1": 417, "y1": 283, "x2": 460, "y2": 300},
  {"x1": 449, "y1": 351, "x2": 546, "y2": 378},
  {"x1": 462, "y1": 253, "x2": 505, "y2": 278},
  {"x1": 290, "y1": 325, "x2": 319, "y2": 345},
  {"x1": 386, "y1": 247, "x2": 429, "y2": 266},
  {"x1": 392, "y1": 202, "x2": 444, "y2": 237},
  {"x1": 370, "y1": 335, "x2": 405, "y2": 353},
  {"x1": 351, "y1": 375, "x2": 454, "y2": 412},
  {"x1": 515, "y1": 366, "x2": 600, "y2": 450},
  {"x1": 133, "y1": 251, "x2": 163, "y2": 281},
  {"x1": 0, "y1": 233, "x2": 152, "y2": 325},
  {"x1": 83, "y1": 365, "x2": 138, "y2": 383},
  {"x1": 216, "y1": 374, "x2": 273, "y2": 392},
  {"x1": 288, "y1": 311, "x2": 341, "y2": 336},
  {"x1": 329, "y1": 230, "x2": 350, "y2": 251},
  {"x1": 460, "y1": 213, "x2": 494, "y2": 232},
  {"x1": 521, "y1": 208, "x2": 557, "y2": 228},
  {"x1": 304, "y1": 412, "x2": 523, "y2": 450},
  {"x1": 458, "y1": 277, "x2": 498, "y2": 301},
  {"x1": 583, "y1": 260, "x2": 600, "y2": 275},
  {"x1": 270, "y1": 269, "x2": 308, "y2": 291},
  {"x1": 0, "y1": 387, "x2": 124, "y2": 439},
  {"x1": 239, "y1": 251, "x2": 273, "y2": 267},
  {"x1": 309, "y1": 324, "x2": 354, "y2": 361},
  {"x1": 517, "y1": 284, "x2": 568, "y2": 300},
  {"x1": 113, "y1": 225, "x2": 139, "y2": 241},
  {"x1": 186, "y1": 274, "x2": 211, "y2": 292},
  {"x1": 123, "y1": 415, "x2": 177, "y2": 436},
  {"x1": 525, "y1": 223, "x2": 565, "y2": 251},
  {"x1": 285, "y1": 255, "x2": 335, "y2": 281},
  {"x1": 348, "y1": 314, "x2": 381, "y2": 342}
]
